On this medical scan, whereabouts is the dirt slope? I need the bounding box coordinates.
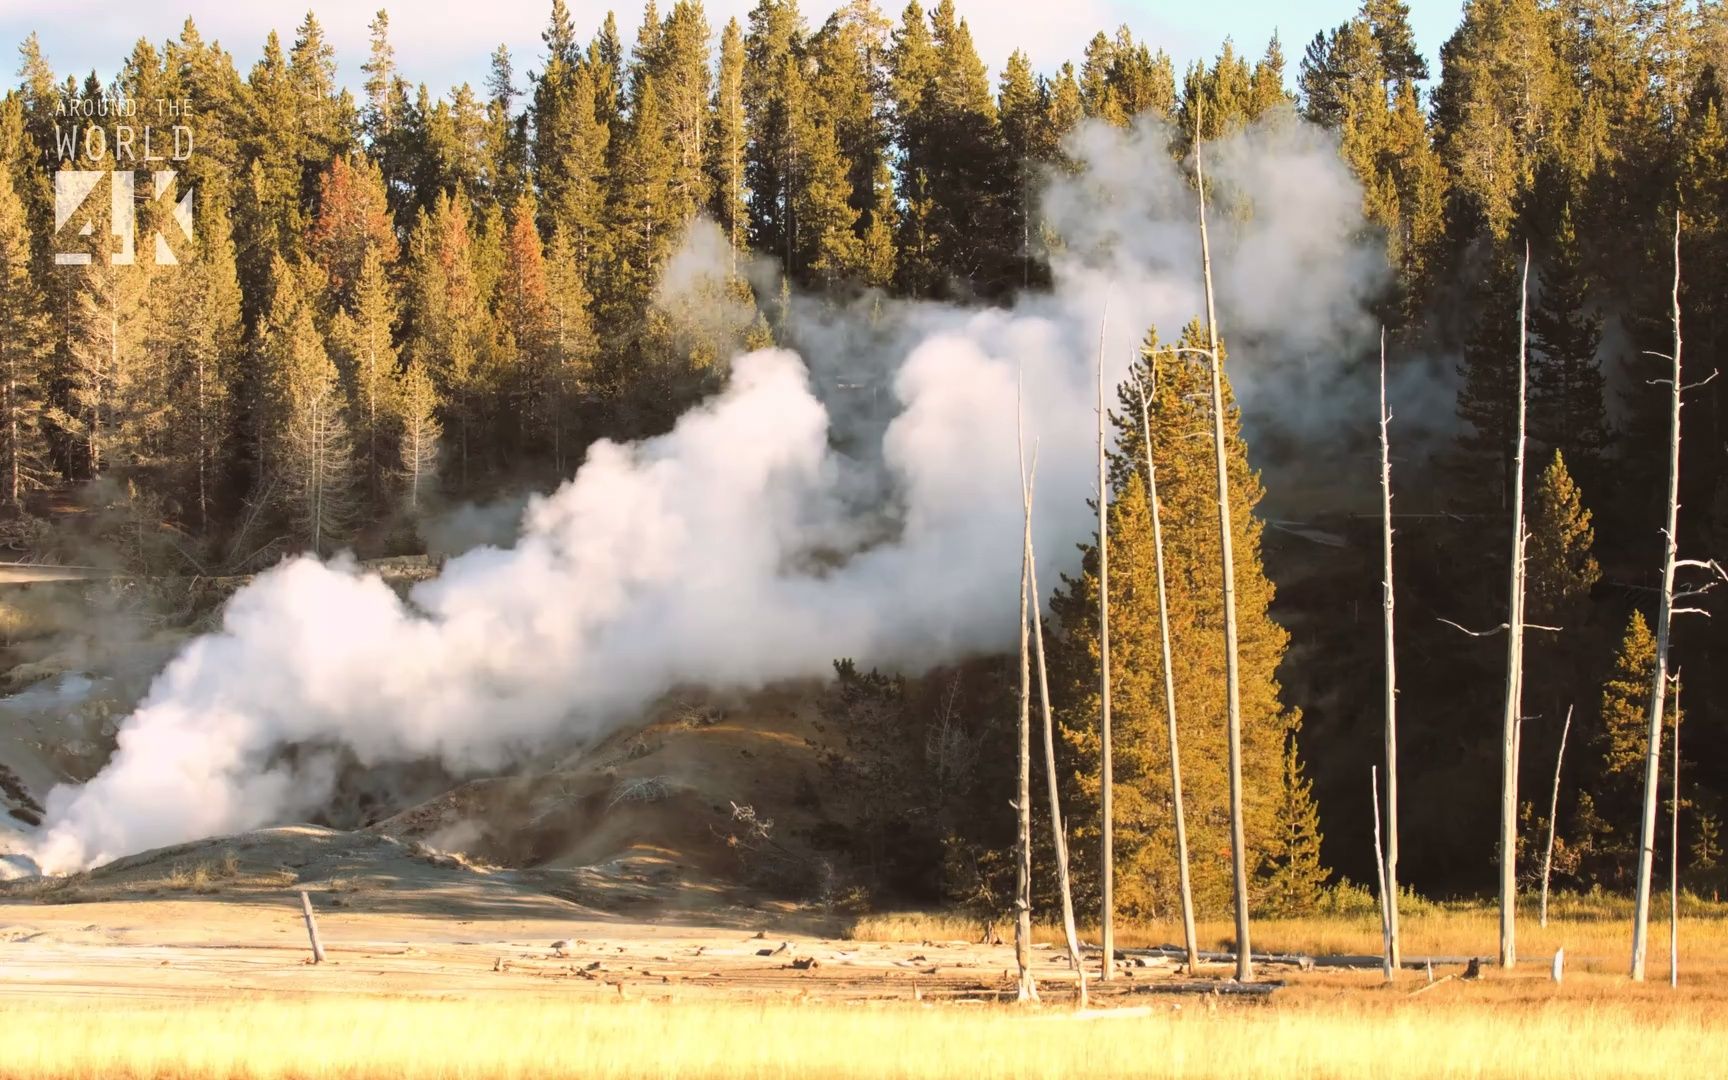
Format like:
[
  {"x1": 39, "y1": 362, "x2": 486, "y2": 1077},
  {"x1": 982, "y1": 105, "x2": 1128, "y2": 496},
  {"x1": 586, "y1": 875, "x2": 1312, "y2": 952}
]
[{"x1": 370, "y1": 684, "x2": 842, "y2": 909}]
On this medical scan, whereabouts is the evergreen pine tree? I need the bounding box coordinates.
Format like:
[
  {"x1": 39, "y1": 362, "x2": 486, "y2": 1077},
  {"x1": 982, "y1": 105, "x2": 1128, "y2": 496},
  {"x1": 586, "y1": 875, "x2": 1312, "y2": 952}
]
[
  {"x1": 328, "y1": 248, "x2": 400, "y2": 510},
  {"x1": 1262, "y1": 733, "x2": 1328, "y2": 916},
  {"x1": 1298, "y1": 10, "x2": 1445, "y2": 305},
  {"x1": 1046, "y1": 63, "x2": 1085, "y2": 143},
  {"x1": 744, "y1": 0, "x2": 808, "y2": 269},
  {"x1": 808, "y1": 1, "x2": 897, "y2": 283},
  {"x1": 308, "y1": 155, "x2": 398, "y2": 310},
  {"x1": 405, "y1": 194, "x2": 495, "y2": 488},
  {"x1": 534, "y1": 3, "x2": 610, "y2": 281},
  {"x1": 1585, "y1": 610, "x2": 1678, "y2": 887},
  {"x1": 887, "y1": 0, "x2": 940, "y2": 291},
  {"x1": 1454, "y1": 252, "x2": 1525, "y2": 509},
  {"x1": 645, "y1": 1, "x2": 713, "y2": 223},
  {"x1": 588, "y1": 11, "x2": 627, "y2": 136},
  {"x1": 14, "y1": 34, "x2": 60, "y2": 184},
  {"x1": 0, "y1": 126, "x2": 50, "y2": 509},
  {"x1": 1180, "y1": 41, "x2": 1258, "y2": 140},
  {"x1": 61, "y1": 259, "x2": 154, "y2": 477},
  {"x1": 606, "y1": 73, "x2": 681, "y2": 315},
  {"x1": 1079, "y1": 32, "x2": 1127, "y2": 125},
  {"x1": 923, "y1": 0, "x2": 1008, "y2": 294},
  {"x1": 544, "y1": 223, "x2": 600, "y2": 473},
  {"x1": 710, "y1": 18, "x2": 750, "y2": 270},
  {"x1": 166, "y1": 20, "x2": 248, "y2": 211},
  {"x1": 998, "y1": 50, "x2": 1052, "y2": 289},
  {"x1": 163, "y1": 194, "x2": 243, "y2": 531},
  {"x1": 1363, "y1": 0, "x2": 1429, "y2": 86},
  {"x1": 797, "y1": 113, "x2": 864, "y2": 284},
  {"x1": 1383, "y1": 81, "x2": 1446, "y2": 308},
  {"x1": 1248, "y1": 35, "x2": 1291, "y2": 119},
  {"x1": 483, "y1": 45, "x2": 530, "y2": 209},
  {"x1": 288, "y1": 12, "x2": 351, "y2": 174},
  {"x1": 498, "y1": 194, "x2": 553, "y2": 460},
  {"x1": 1523, "y1": 448, "x2": 1602, "y2": 848},
  {"x1": 392, "y1": 359, "x2": 442, "y2": 514},
  {"x1": 1298, "y1": 25, "x2": 1351, "y2": 128},
  {"x1": 1432, "y1": 0, "x2": 1572, "y2": 241},
  {"x1": 361, "y1": 9, "x2": 398, "y2": 149},
  {"x1": 237, "y1": 33, "x2": 309, "y2": 305},
  {"x1": 1107, "y1": 27, "x2": 1177, "y2": 120},
  {"x1": 1530, "y1": 204, "x2": 1610, "y2": 475},
  {"x1": 1527, "y1": 450, "x2": 1601, "y2": 629},
  {"x1": 257, "y1": 257, "x2": 355, "y2": 554},
  {"x1": 1052, "y1": 324, "x2": 1295, "y2": 918}
]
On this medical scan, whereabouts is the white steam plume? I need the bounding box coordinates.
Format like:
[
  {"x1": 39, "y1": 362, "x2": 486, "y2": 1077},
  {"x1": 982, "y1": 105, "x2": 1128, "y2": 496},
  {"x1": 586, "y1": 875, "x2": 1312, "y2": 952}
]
[{"x1": 32, "y1": 115, "x2": 1387, "y2": 872}]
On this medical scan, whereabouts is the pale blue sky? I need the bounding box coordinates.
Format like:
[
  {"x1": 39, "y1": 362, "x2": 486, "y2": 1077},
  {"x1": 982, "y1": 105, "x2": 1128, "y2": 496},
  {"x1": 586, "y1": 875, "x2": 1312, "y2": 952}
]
[{"x1": 2, "y1": 1, "x2": 1465, "y2": 97}]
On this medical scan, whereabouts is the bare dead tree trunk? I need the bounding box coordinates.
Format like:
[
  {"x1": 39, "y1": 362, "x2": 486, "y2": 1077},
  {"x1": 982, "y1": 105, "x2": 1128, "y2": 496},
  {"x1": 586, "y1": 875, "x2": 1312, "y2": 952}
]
[
  {"x1": 1133, "y1": 369, "x2": 1199, "y2": 972},
  {"x1": 1014, "y1": 379, "x2": 1038, "y2": 1005},
  {"x1": 195, "y1": 352, "x2": 209, "y2": 530},
  {"x1": 1378, "y1": 329, "x2": 1401, "y2": 970},
  {"x1": 1096, "y1": 309, "x2": 1114, "y2": 982},
  {"x1": 1499, "y1": 247, "x2": 1533, "y2": 970},
  {"x1": 299, "y1": 889, "x2": 326, "y2": 964},
  {"x1": 1540, "y1": 705, "x2": 1572, "y2": 928},
  {"x1": 1194, "y1": 100, "x2": 1253, "y2": 985},
  {"x1": 1026, "y1": 452, "x2": 1087, "y2": 1007},
  {"x1": 1670, "y1": 675, "x2": 1680, "y2": 989},
  {"x1": 1372, "y1": 765, "x2": 1392, "y2": 982},
  {"x1": 1632, "y1": 219, "x2": 1684, "y2": 983}
]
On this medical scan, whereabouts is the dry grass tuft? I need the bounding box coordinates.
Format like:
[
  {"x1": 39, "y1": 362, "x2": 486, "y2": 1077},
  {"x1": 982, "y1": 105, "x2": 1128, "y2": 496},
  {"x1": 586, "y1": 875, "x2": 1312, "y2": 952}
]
[{"x1": 152, "y1": 854, "x2": 295, "y2": 895}]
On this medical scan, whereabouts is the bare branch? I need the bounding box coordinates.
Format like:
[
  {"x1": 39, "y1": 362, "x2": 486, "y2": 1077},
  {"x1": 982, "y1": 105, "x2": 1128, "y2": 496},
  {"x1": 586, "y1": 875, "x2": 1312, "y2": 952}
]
[
  {"x1": 1438, "y1": 617, "x2": 1510, "y2": 637},
  {"x1": 1674, "y1": 558, "x2": 1726, "y2": 577}
]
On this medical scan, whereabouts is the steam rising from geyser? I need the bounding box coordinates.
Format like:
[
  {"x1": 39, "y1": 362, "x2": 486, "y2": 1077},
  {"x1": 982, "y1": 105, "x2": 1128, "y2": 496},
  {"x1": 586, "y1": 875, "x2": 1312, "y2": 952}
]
[{"x1": 33, "y1": 117, "x2": 1387, "y2": 872}]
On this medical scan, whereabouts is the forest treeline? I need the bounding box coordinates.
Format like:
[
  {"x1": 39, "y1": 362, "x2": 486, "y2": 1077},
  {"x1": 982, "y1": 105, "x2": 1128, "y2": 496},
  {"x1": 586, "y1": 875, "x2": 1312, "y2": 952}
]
[{"x1": 0, "y1": 0, "x2": 1723, "y2": 910}]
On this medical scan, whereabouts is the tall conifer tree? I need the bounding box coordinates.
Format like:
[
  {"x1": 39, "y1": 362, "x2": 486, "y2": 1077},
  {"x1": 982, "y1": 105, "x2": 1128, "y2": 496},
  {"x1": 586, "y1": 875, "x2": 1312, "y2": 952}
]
[
  {"x1": 0, "y1": 120, "x2": 49, "y2": 508},
  {"x1": 1053, "y1": 325, "x2": 1296, "y2": 917}
]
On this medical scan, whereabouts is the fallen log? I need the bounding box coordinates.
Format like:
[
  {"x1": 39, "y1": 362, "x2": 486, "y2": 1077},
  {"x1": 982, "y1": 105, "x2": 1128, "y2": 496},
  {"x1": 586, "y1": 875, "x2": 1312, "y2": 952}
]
[
  {"x1": 1310, "y1": 953, "x2": 1478, "y2": 971},
  {"x1": 1409, "y1": 973, "x2": 1457, "y2": 997},
  {"x1": 1117, "y1": 946, "x2": 1313, "y2": 971},
  {"x1": 1133, "y1": 980, "x2": 1284, "y2": 997},
  {"x1": 1118, "y1": 946, "x2": 1482, "y2": 973}
]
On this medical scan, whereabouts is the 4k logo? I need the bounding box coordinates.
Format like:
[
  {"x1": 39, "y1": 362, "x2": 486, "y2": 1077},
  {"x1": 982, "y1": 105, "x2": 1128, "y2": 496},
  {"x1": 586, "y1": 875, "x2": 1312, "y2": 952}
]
[{"x1": 54, "y1": 170, "x2": 194, "y2": 267}]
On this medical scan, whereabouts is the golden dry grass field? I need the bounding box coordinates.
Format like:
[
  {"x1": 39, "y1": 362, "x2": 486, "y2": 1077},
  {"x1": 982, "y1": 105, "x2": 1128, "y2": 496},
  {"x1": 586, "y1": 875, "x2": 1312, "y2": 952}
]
[
  {"x1": 1, "y1": 974, "x2": 1724, "y2": 1080},
  {"x1": 851, "y1": 891, "x2": 1728, "y2": 973},
  {"x1": 3, "y1": 888, "x2": 1726, "y2": 1079}
]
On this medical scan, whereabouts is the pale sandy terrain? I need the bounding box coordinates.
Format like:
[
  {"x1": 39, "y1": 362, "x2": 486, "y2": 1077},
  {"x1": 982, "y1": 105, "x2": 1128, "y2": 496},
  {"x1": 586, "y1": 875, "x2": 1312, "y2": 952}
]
[
  {"x1": 0, "y1": 884, "x2": 1102, "y2": 1006},
  {"x1": 1, "y1": 672, "x2": 1114, "y2": 1007}
]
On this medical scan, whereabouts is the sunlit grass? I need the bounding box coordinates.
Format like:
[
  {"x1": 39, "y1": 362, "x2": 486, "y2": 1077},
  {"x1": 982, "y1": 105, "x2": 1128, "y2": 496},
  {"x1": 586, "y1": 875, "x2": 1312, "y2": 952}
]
[
  {"x1": 2, "y1": 989, "x2": 1723, "y2": 1080},
  {"x1": 846, "y1": 893, "x2": 1728, "y2": 970}
]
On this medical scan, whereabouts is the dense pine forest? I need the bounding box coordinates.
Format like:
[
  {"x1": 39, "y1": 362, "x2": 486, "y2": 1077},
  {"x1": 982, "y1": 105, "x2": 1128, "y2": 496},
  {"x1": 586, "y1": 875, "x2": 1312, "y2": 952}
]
[{"x1": 0, "y1": 0, "x2": 1724, "y2": 914}]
